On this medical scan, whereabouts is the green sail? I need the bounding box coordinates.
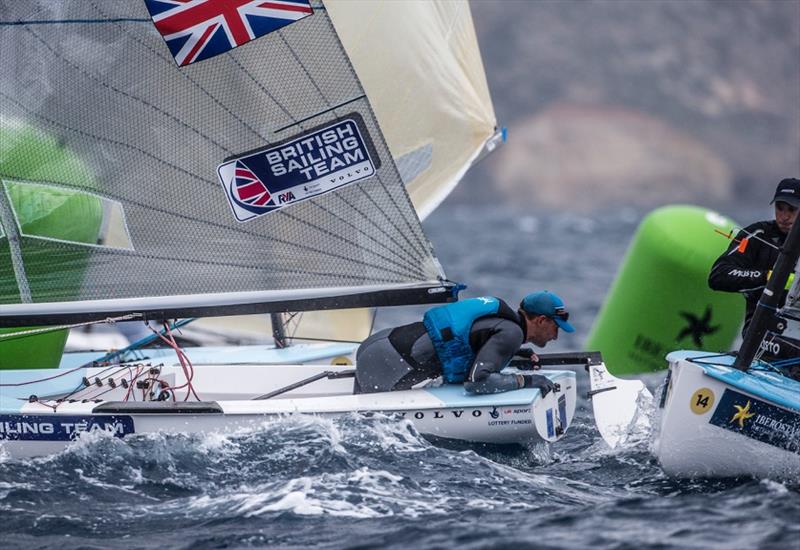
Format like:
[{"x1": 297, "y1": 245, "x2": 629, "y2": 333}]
[{"x1": 0, "y1": 122, "x2": 102, "y2": 369}]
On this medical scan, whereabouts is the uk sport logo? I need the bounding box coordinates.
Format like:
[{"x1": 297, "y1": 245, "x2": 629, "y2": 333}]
[{"x1": 144, "y1": 0, "x2": 314, "y2": 66}]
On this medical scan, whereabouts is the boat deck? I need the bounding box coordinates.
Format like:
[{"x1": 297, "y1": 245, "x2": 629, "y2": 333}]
[{"x1": 667, "y1": 350, "x2": 800, "y2": 412}]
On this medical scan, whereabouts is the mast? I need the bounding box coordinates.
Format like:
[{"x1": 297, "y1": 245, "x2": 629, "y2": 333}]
[
  {"x1": 733, "y1": 219, "x2": 800, "y2": 371},
  {"x1": 271, "y1": 313, "x2": 287, "y2": 348}
]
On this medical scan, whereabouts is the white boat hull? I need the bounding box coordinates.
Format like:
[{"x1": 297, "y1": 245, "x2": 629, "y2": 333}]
[
  {"x1": 0, "y1": 360, "x2": 577, "y2": 459},
  {"x1": 654, "y1": 351, "x2": 800, "y2": 479}
]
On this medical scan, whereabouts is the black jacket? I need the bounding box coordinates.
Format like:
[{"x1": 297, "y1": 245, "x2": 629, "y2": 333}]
[{"x1": 708, "y1": 220, "x2": 786, "y2": 332}]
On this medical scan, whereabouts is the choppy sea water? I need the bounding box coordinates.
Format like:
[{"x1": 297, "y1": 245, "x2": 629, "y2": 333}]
[{"x1": 2, "y1": 203, "x2": 798, "y2": 549}]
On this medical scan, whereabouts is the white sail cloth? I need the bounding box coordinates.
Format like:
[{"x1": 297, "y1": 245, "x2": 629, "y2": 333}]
[{"x1": 327, "y1": 0, "x2": 498, "y2": 220}]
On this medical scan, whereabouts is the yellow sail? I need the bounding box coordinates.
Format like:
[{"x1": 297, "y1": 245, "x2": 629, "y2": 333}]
[{"x1": 327, "y1": 0, "x2": 498, "y2": 220}]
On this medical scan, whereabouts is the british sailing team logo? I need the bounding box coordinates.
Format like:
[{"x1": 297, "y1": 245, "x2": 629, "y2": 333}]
[
  {"x1": 218, "y1": 116, "x2": 379, "y2": 222},
  {"x1": 232, "y1": 162, "x2": 272, "y2": 208}
]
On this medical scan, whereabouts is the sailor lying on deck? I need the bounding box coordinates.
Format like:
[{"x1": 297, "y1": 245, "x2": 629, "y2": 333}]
[{"x1": 353, "y1": 291, "x2": 575, "y2": 395}]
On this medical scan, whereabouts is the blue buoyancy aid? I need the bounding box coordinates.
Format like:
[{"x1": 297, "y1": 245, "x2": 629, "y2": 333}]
[{"x1": 423, "y1": 297, "x2": 503, "y2": 383}]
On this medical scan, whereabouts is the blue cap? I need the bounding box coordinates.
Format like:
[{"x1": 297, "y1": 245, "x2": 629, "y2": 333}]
[{"x1": 520, "y1": 291, "x2": 575, "y2": 333}]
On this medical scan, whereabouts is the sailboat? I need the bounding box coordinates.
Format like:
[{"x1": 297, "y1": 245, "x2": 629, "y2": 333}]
[
  {"x1": 178, "y1": 0, "x2": 505, "y2": 349},
  {"x1": 0, "y1": 0, "x2": 597, "y2": 459},
  {"x1": 653, "y1": 220, "x2": 800, "y2": 478}
]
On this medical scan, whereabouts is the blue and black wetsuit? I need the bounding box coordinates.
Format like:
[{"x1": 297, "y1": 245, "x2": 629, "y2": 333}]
[{"x1": 354, "y1": 298, "x2": 528, "y2": 394}]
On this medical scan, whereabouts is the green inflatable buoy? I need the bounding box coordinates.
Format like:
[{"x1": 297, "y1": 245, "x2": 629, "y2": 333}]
[
  {"x1": 0, "y1": 121, "x2": 102, "y2": 370},
  {"x1": 585, "y1": 205, "x2": 744, "y2": 375}
]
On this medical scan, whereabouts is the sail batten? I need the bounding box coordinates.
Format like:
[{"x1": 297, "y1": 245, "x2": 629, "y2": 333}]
[{"x1": 0, "y1": 0, "x2": 447, "y2": 326}]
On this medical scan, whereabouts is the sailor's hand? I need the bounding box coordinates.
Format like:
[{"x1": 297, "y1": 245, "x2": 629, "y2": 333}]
[
  {"x1": 514, "y1": 348, "x2": 540, "y2": 370},
  {"x1": 515, "y1": 347, "x2": 534, "y2": 359},
  {"x1": 519, "y1": 374, "x2": 558, "y2": 397}
]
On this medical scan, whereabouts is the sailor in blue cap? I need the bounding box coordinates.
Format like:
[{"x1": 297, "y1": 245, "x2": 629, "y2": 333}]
[{"x1": 354, "y1": 291, "x2": 575, "y2": 395}]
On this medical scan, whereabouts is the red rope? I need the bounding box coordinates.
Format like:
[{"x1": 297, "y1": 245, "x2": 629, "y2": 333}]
[{"x1": 148, "y1": 322, "x2": 200, "y2": 401}]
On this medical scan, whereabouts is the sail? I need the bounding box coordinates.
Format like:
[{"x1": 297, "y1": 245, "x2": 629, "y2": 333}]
[
  {"x1": 278, "y1": 0, "x2": 499, "y2": 343},
  {"x1": 327, "y1": 0, "x2": 499, "y2": 221},
  {"x1": 0, "y1": 0, "x2": 455, "y2": 328}
]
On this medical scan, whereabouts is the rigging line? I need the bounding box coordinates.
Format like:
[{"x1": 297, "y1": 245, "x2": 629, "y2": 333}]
[
  {"x1": 22, "y1": 26, "x2": 234, "y2": 156},
  {"x1": 83, "y1": 226, "x2": 418, "y2": 282},
  {"x1": 322, "y1": 194, "x2": 430, "y2": 279},
  {"x1": 0, "y1": 365, "x2": 87, "y2": 387},
  {"x1": 151, "y1": 323, "x2": 200, "y2": 401},
  {"x1": 0, "y1": 99, "x2": 417, "y2": 277},
  {"x1": 288, "y1": 199, "x2": 426, "y2": 275},
  {"x1": 0, "y1": 314, "x2": 142, "y2": 341},
  {"x1": 718, "y1": 225, "x2": 782, "y2": 252},
  {"x1": 89, "y1": 1, "x2": 269, "y2": 143},
  {"x1": 320, "y1": 191, "x2": 424, "y2": 270},
  {"x1": 227, "y1": 53, "x2": 300, "y2": 134},
  {"x1": 277, "y1": 209, "x2": 431, "y2": 279},
  {"x1": 0, "y1": 116, "x2": 407, "y2": 280},
  {"x1": 123, "y1": 365, "x2": 145, "y2": 402},
  {"x1": 0, "y1": 91, "x2": 210, "y2": 185},
  {"x1": 42, "y1": 362, "x2": 141, "y2": 406},
  {"x1": 350, "y1": 183, "x2": 430, "y2": 265},
  {"x1": 285, "y1": 311, "x2": 302, "y2": 340},
  {"x1": 0, "y1": 19, "x2": 150, "y2": 26},
  {"x1": 0, "y1": 184, "x2": 31, "y2": 303},
  {"x1": 285, "y1": 334, "x2": 363, "y2": 345},
  {"x1": 69, "y1": 377, "x2": 130, "y2": 403},
  {"x1": 356, "y1": 179, "x2": 434, "y2": 266},
  {"x1": 273, "y1": 95, "x2": 367, "y2": 134},
  {"x1": 278, "y1": 28, "x2": 335, "y2": 111}
]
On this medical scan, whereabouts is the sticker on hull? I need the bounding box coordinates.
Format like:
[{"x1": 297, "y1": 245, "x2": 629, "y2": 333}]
[
  {"x1": 708, "y1": 389, "x2": 799, "y2": 454},
  {"x1": 558, "y1": 394, "x2": 567, "y2": 429},
  {"x1": 0, "y1": 415, "x2": 134, "y2": 441},
  {"x1": 690, "y1": 387, "x2": 715, "y2": 415}
]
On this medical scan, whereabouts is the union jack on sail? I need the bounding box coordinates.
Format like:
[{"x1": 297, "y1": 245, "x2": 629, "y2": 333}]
[
  {"x1": 233, "y1": 162, "x2": 273, "y2": 207},
  {"x1": 144, "y1": 0, "x2": 314, "y2": 66}
]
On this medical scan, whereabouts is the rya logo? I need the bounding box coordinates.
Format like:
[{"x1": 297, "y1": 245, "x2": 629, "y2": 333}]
[{"x1": 278, "y1": 191, "x2": 296, "y2": 204}]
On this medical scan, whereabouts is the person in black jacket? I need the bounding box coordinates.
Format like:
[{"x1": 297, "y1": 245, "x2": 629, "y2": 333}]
[
  {"x1": 353, "y1": 291, "x2": 575, "y2": 395},
  {"x1": 709, "y1": 177, "x2": 799, "y2": 337}
]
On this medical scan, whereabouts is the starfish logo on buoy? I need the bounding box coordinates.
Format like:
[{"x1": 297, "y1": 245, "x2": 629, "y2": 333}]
[
  {"x1": 676, "y1": 306, "x2": 720, "y2": 347},
  {"x1": 730, "y1": 400, "x2": 755, "y2": 428}
]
